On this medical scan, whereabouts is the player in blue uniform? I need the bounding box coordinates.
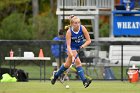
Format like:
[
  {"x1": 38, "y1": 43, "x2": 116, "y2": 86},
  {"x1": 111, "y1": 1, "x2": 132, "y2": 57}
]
[
  {"x1": 51, "y1": 15, "x2": 92, "y2": 88},
  {"x1": 51, "y1": 29, "x2": 66, "y2": 70}
]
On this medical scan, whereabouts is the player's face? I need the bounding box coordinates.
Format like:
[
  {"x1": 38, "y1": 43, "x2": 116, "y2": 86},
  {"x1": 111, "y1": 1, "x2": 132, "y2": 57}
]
[{"x1": 72, "y1": 19, "x2": 80, "y2": 31}]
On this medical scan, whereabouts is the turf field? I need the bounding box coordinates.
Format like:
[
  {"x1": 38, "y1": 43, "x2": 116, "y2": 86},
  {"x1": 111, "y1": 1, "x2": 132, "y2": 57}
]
[{"x1": 0, "y1": 81, "x2": 140, "y2": 93}]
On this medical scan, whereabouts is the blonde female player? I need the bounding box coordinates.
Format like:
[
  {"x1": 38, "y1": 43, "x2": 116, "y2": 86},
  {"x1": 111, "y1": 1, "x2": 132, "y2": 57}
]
[{"x1": 51, "y1": 15, "x2": 92, "y2": 88}]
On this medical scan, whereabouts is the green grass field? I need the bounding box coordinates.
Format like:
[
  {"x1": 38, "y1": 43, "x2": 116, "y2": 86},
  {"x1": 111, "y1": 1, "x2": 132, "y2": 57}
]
[{"x1": 0, "y1": 80, "x2": 140, "y2": 93}]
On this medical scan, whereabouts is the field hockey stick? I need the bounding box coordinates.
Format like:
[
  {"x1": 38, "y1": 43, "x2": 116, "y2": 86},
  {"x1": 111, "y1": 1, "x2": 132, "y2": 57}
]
[
  {"x1": 60, "y1": 52, "x2": 79, "y2": 83},
  {"x1": 50, "y1": 53, "x2": 78, "y2": 84},
  {"x1": 60, "y1": 49, "x2": 93, "y2": 83},
  {"x1": 70, "y1": 49, "x2": 93, "y2": 80}
]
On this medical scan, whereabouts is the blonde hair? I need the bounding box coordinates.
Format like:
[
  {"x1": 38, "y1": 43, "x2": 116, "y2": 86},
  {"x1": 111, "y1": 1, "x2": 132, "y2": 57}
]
[{"x1": 65, "y1": 15, "x2": 80, "y2": 30}]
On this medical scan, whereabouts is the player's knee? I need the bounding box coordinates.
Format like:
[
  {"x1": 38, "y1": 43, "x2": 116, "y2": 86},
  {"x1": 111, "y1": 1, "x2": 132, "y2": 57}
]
[
  {"x1": 64, "y1": 62, "x2": 71, "y2": 68},
  {"x1": 75, "y1": 62, "x2": 82, "y2": 67}
]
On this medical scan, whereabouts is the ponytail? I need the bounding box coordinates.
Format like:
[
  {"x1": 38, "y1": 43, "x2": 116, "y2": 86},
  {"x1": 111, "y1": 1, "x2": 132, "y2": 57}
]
[
  {"x1": 65, "y1": 25, "x2": 70, "y2": 30},
  {"x1": 65, "y1": 15, "x2": 75, "y2": 30}
]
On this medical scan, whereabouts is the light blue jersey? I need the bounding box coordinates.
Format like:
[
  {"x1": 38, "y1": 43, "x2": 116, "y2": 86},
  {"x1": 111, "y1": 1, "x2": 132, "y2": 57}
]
[{"x1": 70, "y1": 25, "x2": 84, "y2": 50}]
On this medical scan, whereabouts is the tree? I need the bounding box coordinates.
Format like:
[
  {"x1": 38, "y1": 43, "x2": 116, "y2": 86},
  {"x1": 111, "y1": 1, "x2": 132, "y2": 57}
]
[
  {"x1": 0, "y1": 12, "x2": 34, "y2": 40},
  {"x1": 32, "y1": 0, "x2": 39, "y2": 16},
  {"x1": 31, "y1": 14, "x2": 58, "y2": 40}
]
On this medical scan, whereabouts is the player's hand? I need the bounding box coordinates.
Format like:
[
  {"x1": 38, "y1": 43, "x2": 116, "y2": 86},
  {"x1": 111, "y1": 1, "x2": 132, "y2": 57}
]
[{"x1": 80, "y1": 45, "x2": 84, "y2": 49}]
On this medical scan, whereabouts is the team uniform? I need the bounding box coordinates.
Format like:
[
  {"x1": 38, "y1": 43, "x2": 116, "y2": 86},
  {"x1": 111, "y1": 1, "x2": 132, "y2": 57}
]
[
  {"x1": 70, "y1": 25, "x2": 84, "y2": 50},
  {"x1": 51, "y1": 25, "x2": 92, "y2": 88},
  {"x1": 51, "y1": 36, "x2": 66, "y2": 58}
]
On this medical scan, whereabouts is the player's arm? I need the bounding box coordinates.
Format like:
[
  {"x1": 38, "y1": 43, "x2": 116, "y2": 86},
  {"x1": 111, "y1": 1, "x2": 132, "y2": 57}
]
[
  {"x1": 81, "y1": 25, "x2": 91, "y2": 48},
  {"x1": 66, "y1": 29, "x2": 73, "y2": 57}
]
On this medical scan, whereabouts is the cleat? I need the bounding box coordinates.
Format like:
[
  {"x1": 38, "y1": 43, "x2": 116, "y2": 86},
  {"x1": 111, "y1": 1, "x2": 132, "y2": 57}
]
[
  {"x1": 51, "y1": 71, "x2": 57, "y2": 85},
  {"x1": 51, "y1": 78, "x2": 57, "y2": 85},
  {"x1": 83, "y1": 79, "x2": 92, "y2": 88}
]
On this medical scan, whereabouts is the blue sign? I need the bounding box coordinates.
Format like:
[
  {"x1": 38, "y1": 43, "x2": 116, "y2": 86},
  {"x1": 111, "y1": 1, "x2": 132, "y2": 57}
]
[{"x1": 113, "y1": 15, "x2": 140, "y2": 36}]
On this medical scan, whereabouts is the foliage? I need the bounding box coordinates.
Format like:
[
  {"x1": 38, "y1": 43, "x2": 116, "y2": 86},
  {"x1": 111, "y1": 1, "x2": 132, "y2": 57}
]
[
  {"x1": 39, "y1": 0, "x2": 50, "y2": 13},
  {"x1": 0, "y1": 12, "x2": 35, "y2": 40},
  {"x1": 99, "y1": 20, "x2": 110, "y2": 37},
  {"x1": 0, "y1": 12, "x2": 58, "y2": 40},
  {"x1": 0, "y1": 0, "x2": 58, "y2": 40},
  {"x1": 0, "y1": 0, "x2": 30, "y2": 11},
  {"x1": 30, "y1": 14, "x2": 58, "y2": 40},
  {"x1": 39, "y1": 0, "x2": 57, "y2": 17}
]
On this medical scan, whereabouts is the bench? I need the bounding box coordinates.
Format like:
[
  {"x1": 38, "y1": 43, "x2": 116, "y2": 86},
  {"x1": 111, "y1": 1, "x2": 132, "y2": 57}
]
[{"x1": 109, "y1": 45, "x2": 140, "y2": 66}]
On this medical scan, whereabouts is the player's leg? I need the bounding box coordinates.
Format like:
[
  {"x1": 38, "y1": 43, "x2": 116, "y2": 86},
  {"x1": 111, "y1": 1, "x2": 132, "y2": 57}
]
[
  {"x1": 75, "y1": 58, "x2": 92, "y2": 88},
  {"x1": 51, "y1": 55, "x2": 72, "y2": 85}
]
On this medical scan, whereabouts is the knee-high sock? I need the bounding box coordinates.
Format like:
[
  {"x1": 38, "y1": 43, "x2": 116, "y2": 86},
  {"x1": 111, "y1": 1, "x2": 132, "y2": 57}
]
[
  {"x1": 76, "y1": 66, "x2": 86, "y2": 82},
  {"x1": 54, "y1": 65, "x2": 68, "y2": 79}
]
